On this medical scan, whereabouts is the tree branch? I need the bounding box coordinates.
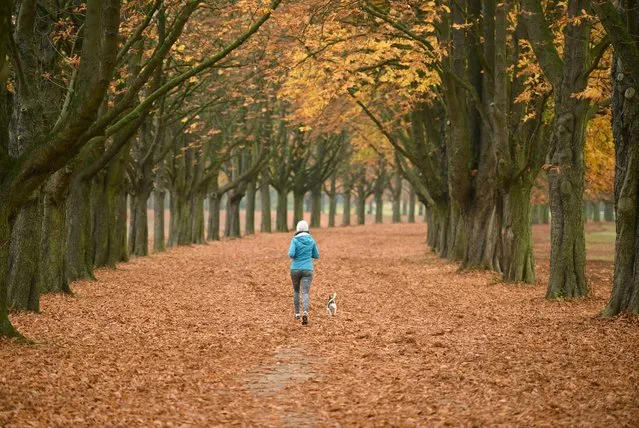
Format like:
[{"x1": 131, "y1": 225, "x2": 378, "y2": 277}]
[
  {"x1": 520, "y1": 0, "x2": 564, "y2": 87},
  {"x1": 592, "y1": 0, "x2": 639, "y2": 79},
  {"x1": 116, "y1": 0, "x2": 162, "y2": 65},
  {"x1": 583, "y1": 33, "x2": 610, "y2": 79},
  {"x1": 98, "y1": 0, "x2": 282, "y2": 140}
]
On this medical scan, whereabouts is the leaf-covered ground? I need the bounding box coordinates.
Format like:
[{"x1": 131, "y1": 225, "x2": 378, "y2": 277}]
[{"x1": 2, "y1": 222, "x2": 638, "y2": 427}]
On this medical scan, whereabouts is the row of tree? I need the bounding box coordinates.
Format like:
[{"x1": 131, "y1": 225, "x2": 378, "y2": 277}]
[
  {"x1": 0, "y1": 0, "x2": 438, "y2": 338},
  {"x1": 0, "y1": 0, "x2": 289, "y2": 338},
  {"x1": 277, "y1": 0, "x2": 634, "y2": 314},
  {"x1": 0, "y1": 0, "x2": 635, "y2": 339}
]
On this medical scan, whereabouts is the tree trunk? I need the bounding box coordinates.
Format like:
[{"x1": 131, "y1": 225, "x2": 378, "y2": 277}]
[
  {"x1": 93, "y1": 157, "x2": 128, "y2": 267},
  {"x1": 592, "y1": 201, "x2": 601, "y2": 222},
  {"x1": 521, "y1": 0, "x2": 591, "y2": 298},
  {"x1": 375, "y1": 190, "x2": 384, "y2": 224},
  {"x1": 402, "y1": 199, "x2": 408, "y2": 216},
  {"x1": 225, "y1": 193, "x2": 242, "y2": 238},
  {"x1": 310, "y1": 186, "x2": 322, "y2": 228},
  {"x1": 408, "y1": 187, "x2": 416, "y2": 223},
  {"x1": 392, "y1": 197, "x2": 401, "y2": 223},
  {"x1": 356, "y1": 188, "x2": 366, "y2": 225},
  {"x1": 293, "y1": 191, "x2": 304, "y2": 225},
  {"x1": 169, "y1": 191, "x2": 191, "y2": 246},
  {"x1": 117, "y1": 190, "x2": 128, "y2": 263},
  {"x1": 602, "y1": 48, "x2": 639, "y2": 316},
  {"x1": 460, "y1": 198, "x2": 502, "y2": 273},
  {"x1": 328, "y1": 176, "x2": 337, "y2": 228},
  {"x1": 541, "y1": 204, "x2": 550, "y2": 224},
  {"x1": 392, "y1": 172, "x2": 402, "y2": 223},
  {"x1": 245, "y1": 179, "x2": 256, "y2": 235},
  {"x1": 418, "y1": 203, "x2": 424, "y2": 216},
  {"x1": 546, "y1": 111, "x2": 588, "y2": 298},
  {"x1": 129, "y1": 188, "x2": 151, "y2": 256},
  {"x1": 342, "y1": 188, "x2": 352, "y2": 226},
  {"x1": 304, "y1": 195, "x2": 311, "y2": 213},
  {"x1": 207, "y1": 192, "x2": 221, "y2": 241},
  {"x1": 153, "y1": 190, "x2": 166, "y2": 252},
  {"x1": 502, "y1": 180, "x2": 535, "y2": 283},
  {"x1": 604, "y1": 201, "x2": 614, "y2": 221},
  {"x1": 41, "y1": 171, "x2": 72, "y2": 294},
  {"x1": 0, "y1": 207, "x2": 20, "y2": 337},
  {"x1": 128, "y1": 194, "x2": 138, "y2": 255},
  {"x1": 169, "y1": 191, "x2": 178, "y2": 246},
  {"x1": 190, "y1": 192, "x2": 205, "y2": 244},
  {"x1": 276, "y1": 188, "x2": 288, "y2": 232},
  {"x1": 426, "y1": 208, "x2": 438, "y2": 249},
  {"x1": 426, "y1": 203, "x2": 454, "y2": 260},
  {"x1": 8, "y1": 197, "x2": 42, "y2": 312},
  {"x1": 66, "y1": 177, "x2": 94, "y2": 281},
  {"x1": 260, "y1": 176, "x2": 271, "y2": 233}
]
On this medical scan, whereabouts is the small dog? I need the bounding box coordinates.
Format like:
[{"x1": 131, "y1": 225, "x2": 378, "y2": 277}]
[{"x1": 326, "y1": 292, "x2": 337, "y2": 316}]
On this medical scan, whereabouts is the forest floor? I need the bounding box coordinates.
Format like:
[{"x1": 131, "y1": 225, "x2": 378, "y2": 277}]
[{"x1": 2, "y1": 221, "x2": 638, "y2": 427}]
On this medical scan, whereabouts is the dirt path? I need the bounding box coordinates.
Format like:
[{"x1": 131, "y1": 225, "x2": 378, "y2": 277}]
[{"x1": 1, "y1": 223, "x2": 638, "y2": 427}]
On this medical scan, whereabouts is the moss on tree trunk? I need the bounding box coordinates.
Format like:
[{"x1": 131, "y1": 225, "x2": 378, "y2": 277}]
[
  {"x1": 8, "y1": 198, "x2": 42, "y2": 312},
  {"x1": 41, "y1": 171, "x2": 72, "y2": 294},
  {"x1": 502, "y1": 180, "x2": 535, "y2": 283},
  {"x1": 546, "y1": 111, "x2": 588, "y2": 298},
  {"x1": 603, "y1": 51, "x2": 639, "y2": 316},
  {"x1": 0, "y1": 208, "x2": 20, "y2": 338},
  {"x1": 93, "y1": 156, "x2": 128, "y2": 267},
  {"x1": 65, "y1": 178, "x2": 94, "y2": 281}
]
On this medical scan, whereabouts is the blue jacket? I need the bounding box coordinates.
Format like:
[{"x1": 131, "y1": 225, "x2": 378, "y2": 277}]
[{"x1": 288, "y1": 232, "x2": 319, "y2": 271}]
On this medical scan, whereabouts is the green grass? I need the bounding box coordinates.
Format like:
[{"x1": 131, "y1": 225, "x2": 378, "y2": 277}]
[{"x1": 585, "y1": 224, "x2": 616, "y2": 244}]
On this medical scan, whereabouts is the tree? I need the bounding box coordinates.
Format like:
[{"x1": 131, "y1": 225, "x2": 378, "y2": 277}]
[
  {"x1": 592, "y1": 0, "x2": 639, "y2": 315},
  {"x1": 521, "y1": 0, "x2": 607, "y2": 297},
  {"x1": 0, "y1": 0, "x2": 121, "y2": 336},
  {"x1": 0, "y1": 0, "x2": 282, "y2": 338}
]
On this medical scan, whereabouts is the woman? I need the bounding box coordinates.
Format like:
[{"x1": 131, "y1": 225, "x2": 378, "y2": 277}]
[{"x1": 288, "y1": 220, "x2": 320, "y2": 325}]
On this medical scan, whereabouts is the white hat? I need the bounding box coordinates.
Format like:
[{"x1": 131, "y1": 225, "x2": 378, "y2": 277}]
[{"x1": 296, "y1": 220, "x2": 309, "y2": 232}]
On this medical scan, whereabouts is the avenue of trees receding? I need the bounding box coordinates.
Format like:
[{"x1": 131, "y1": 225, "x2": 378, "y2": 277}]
[{"x1": 0, "y1": 0, "x2": 636, "y2": 338}]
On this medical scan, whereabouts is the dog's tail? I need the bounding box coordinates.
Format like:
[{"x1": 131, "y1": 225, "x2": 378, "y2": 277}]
[{"x1": 331, "y1": 292, "x2": 337, "y2": 300}]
